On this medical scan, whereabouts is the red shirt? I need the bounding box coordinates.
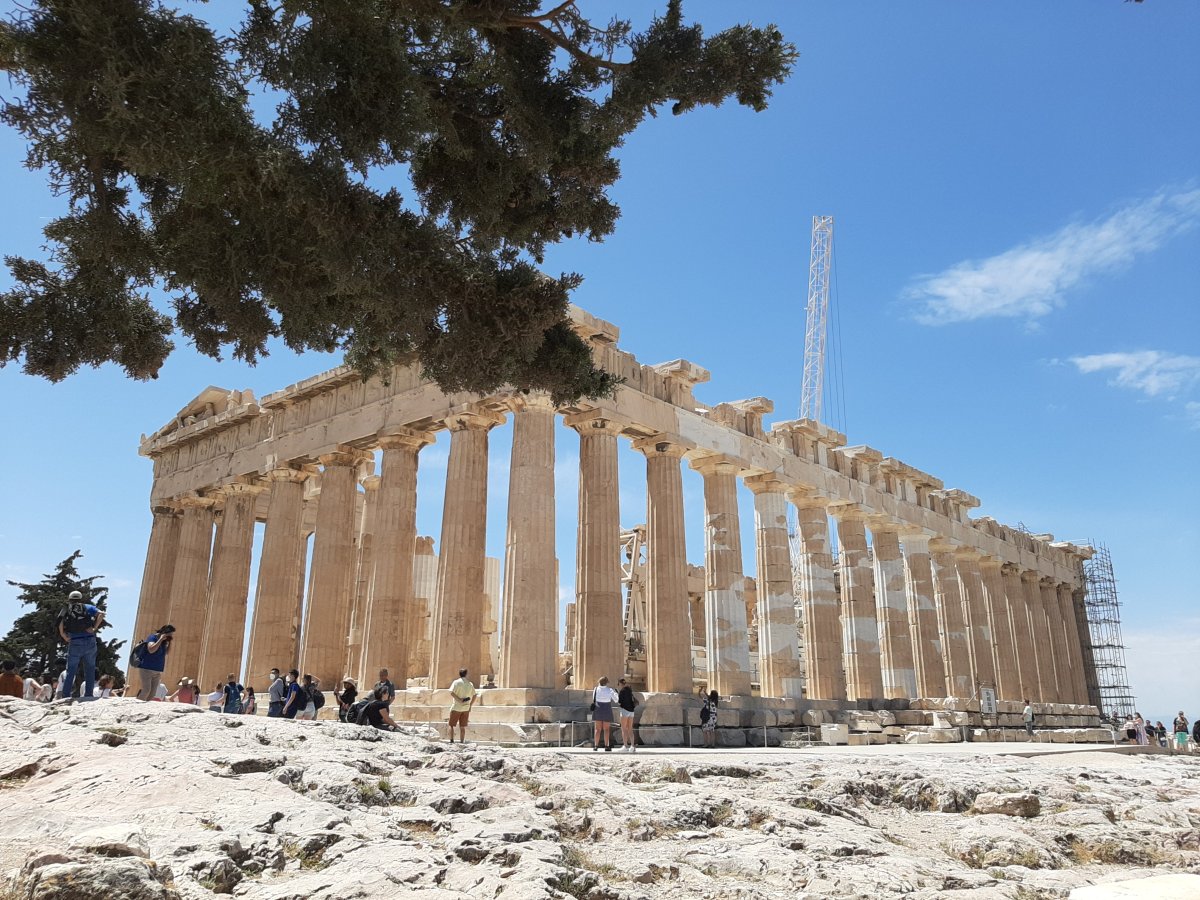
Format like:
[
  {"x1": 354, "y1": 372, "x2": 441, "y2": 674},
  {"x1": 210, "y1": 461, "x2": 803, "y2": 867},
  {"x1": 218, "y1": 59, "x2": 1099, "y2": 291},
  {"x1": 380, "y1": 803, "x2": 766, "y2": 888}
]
[{"x1": 0, "y1": 672, "x2": 23, "y2": 698}]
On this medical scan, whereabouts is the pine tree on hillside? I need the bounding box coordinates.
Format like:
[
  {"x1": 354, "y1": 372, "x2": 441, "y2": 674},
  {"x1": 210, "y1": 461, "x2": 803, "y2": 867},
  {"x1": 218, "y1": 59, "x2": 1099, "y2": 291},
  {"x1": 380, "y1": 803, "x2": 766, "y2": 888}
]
[{"x1": 0, "y1": 551, "x2": 124, "y2": 682}]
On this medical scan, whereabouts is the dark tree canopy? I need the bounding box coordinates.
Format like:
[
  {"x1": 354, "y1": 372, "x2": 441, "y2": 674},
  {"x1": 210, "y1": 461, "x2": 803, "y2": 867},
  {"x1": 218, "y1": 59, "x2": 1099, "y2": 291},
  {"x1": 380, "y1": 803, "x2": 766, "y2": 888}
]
[
  {"x1": 0, "y1": 1, "x2": 794, "y2": 404},
  {"x1": 0, "y1": 550, "x2": 124, "y2": 682}
]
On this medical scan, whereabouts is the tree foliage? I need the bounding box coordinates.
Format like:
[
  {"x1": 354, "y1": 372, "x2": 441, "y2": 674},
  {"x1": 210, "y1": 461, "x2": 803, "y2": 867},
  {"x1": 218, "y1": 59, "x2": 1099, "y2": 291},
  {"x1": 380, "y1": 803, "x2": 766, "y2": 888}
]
[
  {"x1": 0, "y1": 0, "x2": 794, "y2": 404},
  {"x1": 0, "y1": 550, "x2": 124, "y2": 681}
]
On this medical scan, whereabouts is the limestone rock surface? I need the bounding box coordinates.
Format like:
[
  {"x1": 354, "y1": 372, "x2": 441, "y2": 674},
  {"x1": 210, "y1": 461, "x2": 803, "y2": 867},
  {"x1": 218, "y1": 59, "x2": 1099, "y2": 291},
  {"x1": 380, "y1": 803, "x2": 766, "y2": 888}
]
[{"x1": 2, "y1": 697, "x2": 1198, "y2": 900}]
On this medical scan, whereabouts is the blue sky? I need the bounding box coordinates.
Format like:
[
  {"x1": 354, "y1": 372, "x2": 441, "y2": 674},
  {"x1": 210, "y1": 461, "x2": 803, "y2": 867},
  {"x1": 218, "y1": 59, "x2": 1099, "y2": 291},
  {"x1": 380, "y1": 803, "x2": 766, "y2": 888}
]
[{"x1": 1, "y1": 2, "x2": 1196, "y2": 721}]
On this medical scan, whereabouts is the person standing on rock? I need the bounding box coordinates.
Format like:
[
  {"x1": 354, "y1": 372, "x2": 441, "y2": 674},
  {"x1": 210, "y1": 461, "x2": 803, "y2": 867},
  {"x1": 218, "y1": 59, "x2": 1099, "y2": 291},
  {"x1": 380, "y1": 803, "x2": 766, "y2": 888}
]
[
  {"x1": 1134, "y1": 713, "x2": 1147, "y2": 746},
  {"x1": 374, "y1": 669, "x2": 396, "y2": 708},
  {"x1": 447, "y1": 668, "x2": 475, "y2": 744},
  {"x1": 336, "y1": 676, "x2": 358, "y2": 722},
  {"x1": 590, "y1": 676, "x2": 619, "y2": 752},
  {"x1": 206, "y1": 681, "x2": 224, "y2": 712},
  {"x1": 57, "y1": 590, "x2": 103, "y2": 700},
  {"x1": 700, "y1": 689, "x2": 719, "y2": 748},
  {"x1": 0, "y1": 661, "x2": 23, "y2": 698},
  {"x1": 222, "y1": 673, "x2": 244, "y2": 714},
  {"x1": 1191, "y1": 717, "x2": 1200, "y2": 753},
  {"x1": 1022, "y1": 699, "x2": 1034, "y2": 740},
  {"x1": 241, "y1": 686, "x2": 257, "y2": 715},
  {"x1": 281, "y1": 669, "x2": 303, "y2": 719},
  {"x1": 266, "y1": 669, "x2": 285, "y2": 717},
  {"x1": 617, "y1": 678, "x2": 639, "y2": 752},
  {"x1": 133, "y1": 625, "x2": 175, "y2": 701},
  {"x1": 1173, "y1": 712, "x2": 1188, "y2": 751},
  {"x1": 295, "y1": 674, "x2": 319, "y2": 720}
]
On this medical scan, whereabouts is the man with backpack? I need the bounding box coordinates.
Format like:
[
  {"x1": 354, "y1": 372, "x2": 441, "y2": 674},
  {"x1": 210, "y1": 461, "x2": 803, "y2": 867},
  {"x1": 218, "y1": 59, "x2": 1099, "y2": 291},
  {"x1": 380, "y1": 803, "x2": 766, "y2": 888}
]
[
  {"x1": 57, "y1": 590, "x2": 103, "y2": 700},
  {"x1": 222, "y1": 673, "x2": 244, "y2": 714},
  {"x1": 131, "y1": 624, "x2": 175, "y2": 700},
  {"x1": 281, "y1": 669, "x2": 303, "y2": 719}
]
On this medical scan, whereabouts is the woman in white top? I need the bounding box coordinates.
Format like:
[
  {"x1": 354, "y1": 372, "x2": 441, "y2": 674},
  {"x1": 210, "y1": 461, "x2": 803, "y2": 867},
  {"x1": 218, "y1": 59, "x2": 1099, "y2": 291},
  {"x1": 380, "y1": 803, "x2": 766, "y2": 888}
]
[
  {"x1": 206, "y1": 682, "x2": 224, "y2": 712},
  {"x1": 591, "y1": 676, "x2": 620, "y2": 752},
  {"x1": 93, "y1": 674, "x2": 115, "y2": 699}
]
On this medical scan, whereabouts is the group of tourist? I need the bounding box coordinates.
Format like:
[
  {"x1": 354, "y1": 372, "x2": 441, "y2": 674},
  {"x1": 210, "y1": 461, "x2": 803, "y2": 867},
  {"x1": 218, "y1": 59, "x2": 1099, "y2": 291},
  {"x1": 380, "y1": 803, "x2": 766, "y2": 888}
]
[{"x1": 1119, "y1": 712, "x2": 1200, "y2": 750}]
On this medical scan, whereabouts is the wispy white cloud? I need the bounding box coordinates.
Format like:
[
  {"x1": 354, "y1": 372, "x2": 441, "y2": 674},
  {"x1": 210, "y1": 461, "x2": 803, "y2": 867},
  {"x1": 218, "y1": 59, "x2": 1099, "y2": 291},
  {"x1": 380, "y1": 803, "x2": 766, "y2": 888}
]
[
  {"x1": 1185, "y1": 401, "x2": 1200, "y2": 431},
  {"x1": 907, "y1": 187, "x2": 1200, "y2": 325},
  {"x1": 1070, "y1": 351, "x2": 1200, "y2": 399}
]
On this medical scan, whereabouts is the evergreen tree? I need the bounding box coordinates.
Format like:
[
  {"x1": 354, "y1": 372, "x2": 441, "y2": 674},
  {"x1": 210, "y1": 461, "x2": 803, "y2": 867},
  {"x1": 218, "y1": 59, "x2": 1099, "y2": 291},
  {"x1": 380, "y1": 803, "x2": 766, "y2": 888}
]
[
  {"x1": 0, "y1": 551, "x2": 124, "y2": 681},
  {"x1": 0, "y1": 1, "x2": 795, "y2": 405}
]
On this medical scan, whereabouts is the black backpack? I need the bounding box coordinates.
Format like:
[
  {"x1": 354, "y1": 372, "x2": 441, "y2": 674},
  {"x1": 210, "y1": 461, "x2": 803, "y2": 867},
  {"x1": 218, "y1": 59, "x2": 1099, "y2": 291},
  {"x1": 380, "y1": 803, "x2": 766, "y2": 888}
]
[
  {"x1": 59, "y1": 602, "x2": 93, "y2": 635},
  {"x1": 700, "y1": 702, "x2": 713, "y2": 724},
  {"x1": 129, "y1": 639, "x2": 149, "y2": 668},
  {"x1": 311, "y1": 688, "x2": 325, "y2": 710},
  {"x1": 350, "y1": 699, "x2": 373, "y2": 725}
]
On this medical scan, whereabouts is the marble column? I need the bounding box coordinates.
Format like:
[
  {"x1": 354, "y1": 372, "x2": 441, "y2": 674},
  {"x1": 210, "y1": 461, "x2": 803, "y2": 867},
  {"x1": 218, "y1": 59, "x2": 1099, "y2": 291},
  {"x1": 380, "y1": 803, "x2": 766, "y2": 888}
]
[
  {"x1": 129, "y1": 504, "x2": 182, "y2": 676},
  {"x1": 409, "y1": 537, "x2": 438, "y2": 677},
  {"x1": 346, "y1": 474, "x2": 379, "y2": 682},
  {"x1": 363, "y1": 430, "x2": 430, "y2": 688},
  {"x1": 301, "y1": 448, "x2": 372, "y2": 688},
  {"x1": 872, "y1": 522, "x2": 916, "y2": 699},
  {"x1": 566, "y1": 411, "x2": 625, "y2": 692},
  {"x1": 500, "y1": 395, "x2": 559, "y2": 689},
  {"x1": 930, "y1": 540, "x2": 972, "y2": 697},
  {"x1": 164, "y1": 495, "x2": 217, "y2": 686},
  {"x1": 1071, "y1": 583, "x2": 1100, "y2": 708},
  {"x1": 1001, "y1": 563, "x2": 1034, "y2": 702},
  {"x1": 692, "y1": 456, "x2": 752, "y2": 697},
  {"x1": 900, "y1": 531, "x2": 945, "y2": 699},
  {"x1": 980, "y1": 557, "x2": 1018, "y2": 700},
  {"x1": 1021, "y1": 570, "x2": 1049, "y2": 703},
  {"x1": 956, "y1": 548, "x2": 996, "y2": 689},
  {"x1": 197, "y1": 482, "x2": 265, "y2": 689},
  {"x1": 245, "y1": 466, "x2": 315, "y2": 681},
  {"x1": 1057, "y1": 582, "x2": 1088, "y2": 705},
  {"x1": 636, "y1": 437, "x2": 693, "y2": 695},
  {"x1": 832, "y1": 508, "x2": 884, "y2": 701},
  {"x1": 428, "y1": 410, "x2": 503, "y2": 689},
  {"x1": 745, "y1": 475, "x2": 803, "y2": 699},
  {"x1": 1039, "y1": 576, "x2": 1067, "y2": 703},
  {"x1": 792, "y1": 493, "x2": 845, "y2": 701}
]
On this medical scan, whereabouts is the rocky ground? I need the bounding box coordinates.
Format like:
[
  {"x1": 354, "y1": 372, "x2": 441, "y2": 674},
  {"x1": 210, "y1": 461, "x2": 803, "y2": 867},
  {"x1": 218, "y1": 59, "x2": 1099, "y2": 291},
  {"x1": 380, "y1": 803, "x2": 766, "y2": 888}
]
[{"x1": 1, "y1": 698, "x2": 1198, "y2": 900}]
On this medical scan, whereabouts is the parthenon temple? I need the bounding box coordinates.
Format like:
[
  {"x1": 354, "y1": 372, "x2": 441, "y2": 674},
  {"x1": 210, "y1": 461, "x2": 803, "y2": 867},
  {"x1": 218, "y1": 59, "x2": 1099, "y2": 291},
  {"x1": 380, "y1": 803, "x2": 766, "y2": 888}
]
[{"x1": 132, "y1": 306, "x2": 1102, "y2": 741}]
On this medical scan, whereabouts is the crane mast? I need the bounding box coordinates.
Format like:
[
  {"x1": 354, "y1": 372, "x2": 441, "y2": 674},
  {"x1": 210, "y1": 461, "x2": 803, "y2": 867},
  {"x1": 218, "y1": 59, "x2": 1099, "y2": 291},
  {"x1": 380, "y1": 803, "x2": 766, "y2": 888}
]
[{"x1": 799, "y1": 215, "x2": 834, "y2": 422}]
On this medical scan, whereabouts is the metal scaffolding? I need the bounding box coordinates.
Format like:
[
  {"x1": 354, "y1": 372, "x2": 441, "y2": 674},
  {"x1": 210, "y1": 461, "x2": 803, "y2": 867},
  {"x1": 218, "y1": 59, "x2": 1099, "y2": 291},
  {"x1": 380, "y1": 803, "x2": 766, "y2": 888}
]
[{"x1": 1079, "y1": 542, "x2": 1136, "y2": 721}]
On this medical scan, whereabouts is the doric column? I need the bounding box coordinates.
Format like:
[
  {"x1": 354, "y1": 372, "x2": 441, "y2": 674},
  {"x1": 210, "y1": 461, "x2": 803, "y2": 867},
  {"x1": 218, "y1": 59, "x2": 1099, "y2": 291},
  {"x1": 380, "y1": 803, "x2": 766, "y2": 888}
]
[
  {"x1": 164, "y1": 495, "x2": 217, "y2": 686},
  {"x1": 691, "y1": 456, "x2": 752, "y2": 697},
  {"x1": 1057, "y1": 581, "x2": 1088, "y2": 704},
  {"x1": 245, "y1": 465, "x2": 315, "y2": 680},
  {"x1": 1018, "y1": 570, "x2": 1048, "y2": 702},
  {"x1": 900, "y1": 531, "x2": 945, "y2": 699},
  {"x1": 566, "y1": 411, "x2": 624, "y2": 692},
  {"x1": 1039, "y1": 576, "x2": 1067, "y2": 702},
  {"x1": 980, "y1": 557, "x2": 1018, "y2": 699},
  {"x1": 499, "y1": 394, "x2": 559, "y2": 689},
  {"x1": 346, "y1": 473, "x2": 380, "y2": 682},
  {"x1": 197, "y1": 481, "x2": 265, "y2": 689},
  {"x1": 791, "y1": 492, "x2": 845, "y2": 701},
  {"x1": 428, "y1": 409, "x2": 504, "y2": 689},
  {"x1": 362, "y1": 430, "x2": 431, "y2": 687},
  {"x1": 409, "y1": 537, "x2": 438, "y2": 678},
  {"x1": 871, "y1": 522, "x2": 916, "y2": 699},
  {"x1": 635, "y1": 436, "x2": 693, "y2": 694},
  {"x1": 1071, "y1": 583, "x2": 1100, "y2": 708},
  {"x1": 301, "y1": 448, "x2": 372, "y2": 687},
  {"x1": 1002, "y1": 563, "x2": 1034, "y2": 701},
  {"x1": 955, "y1": 548, "x2": 995, "y2": 689},
  {"x1": 128, "y1": 504, "x2": 182, "y2": 676},
  {"x1": 745, "y1": 475, "x2": 803, "y2": 699},
  {"x1": 832, "y1": 508, "x2": 884, "y2": 700},
  {"x1": 930, "y1": 539, "x2": 972, "y2": 697}
]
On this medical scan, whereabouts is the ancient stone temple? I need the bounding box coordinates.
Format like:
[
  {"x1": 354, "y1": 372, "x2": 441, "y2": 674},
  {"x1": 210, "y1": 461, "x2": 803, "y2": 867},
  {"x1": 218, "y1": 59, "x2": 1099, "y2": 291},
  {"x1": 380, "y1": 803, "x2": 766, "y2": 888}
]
[{"x1": 132, "y1": 306, "x2": 1100, "y2": 741}]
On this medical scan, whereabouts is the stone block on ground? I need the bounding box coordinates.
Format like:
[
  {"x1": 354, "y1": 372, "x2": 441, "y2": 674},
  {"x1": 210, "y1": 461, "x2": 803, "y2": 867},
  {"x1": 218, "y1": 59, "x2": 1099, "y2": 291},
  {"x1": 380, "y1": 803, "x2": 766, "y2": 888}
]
[
  {"x1": 820, "y1": 723, "x2": 849, "y2": 745},
  {"x1": 971, "y1": 792, "x2": 1040, "y2": 817}
]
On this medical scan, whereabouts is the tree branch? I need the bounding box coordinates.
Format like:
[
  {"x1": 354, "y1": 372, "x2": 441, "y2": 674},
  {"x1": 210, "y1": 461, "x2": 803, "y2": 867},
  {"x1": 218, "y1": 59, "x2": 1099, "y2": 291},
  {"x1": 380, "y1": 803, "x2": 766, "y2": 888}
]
[
  {"x1": 521, "y1": 20, "x2": 629, "y2": 72},
  {"x1": 504, "y1": 1, "x2": 577, "y2": 25}
]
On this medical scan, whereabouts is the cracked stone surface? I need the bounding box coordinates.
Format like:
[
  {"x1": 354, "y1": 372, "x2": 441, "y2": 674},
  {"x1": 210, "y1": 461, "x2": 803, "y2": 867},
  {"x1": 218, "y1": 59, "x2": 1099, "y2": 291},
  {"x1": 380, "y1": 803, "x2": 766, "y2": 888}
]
[{"x1": 1, "y1": 697, "x2": 1198, "y2": 899}]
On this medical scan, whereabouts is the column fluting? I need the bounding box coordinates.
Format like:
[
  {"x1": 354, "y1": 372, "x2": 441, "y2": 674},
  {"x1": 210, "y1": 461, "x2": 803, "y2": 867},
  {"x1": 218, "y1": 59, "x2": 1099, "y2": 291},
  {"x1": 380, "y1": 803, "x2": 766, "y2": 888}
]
[
  {"x1": 872, "y1": 523, "x2": 917, "y2": 699},
  {"x1": 900, "y1": 531, "x2": 945, "y2": 698},
  {"x1": 981, "y1": 557, "x2": 1018, "y2": 699},
  {"x1": 164, "y1": 496, "x2": 216, "y2": 686},
  {"x1": 128, "y1": 504, "x2": 182, "y2": 679},
  {"x1": 1039, "y1": 576, "x2": 1067, "y2": 702},
  {"x1": 746, "y1": 476, "x2": 803, "y2": 699},
  {"x1": 930, "y1": 539, "x2": 972, "y2": 697},
  {"x1": 567, "y1": 412, "x2": 625, "y2": 692},
  {"x1": 956, "y1": 548, "x2": 996, "y2": 689},
  {"x1": 833, "y1": 509, "x2": 884, "y2": 701},
  {"x1": 792, "y1": 493, "x2": 846, "y2": 701}
]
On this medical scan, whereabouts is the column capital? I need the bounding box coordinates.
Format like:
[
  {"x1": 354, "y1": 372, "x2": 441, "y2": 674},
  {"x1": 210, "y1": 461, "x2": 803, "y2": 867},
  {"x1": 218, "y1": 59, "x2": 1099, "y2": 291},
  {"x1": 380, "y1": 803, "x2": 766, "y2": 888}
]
[
  {"x1": 360, "y1": 474, "x2": 382, "y2": 493},
  {"x1": 563, "y1": 408, "x2": 625, "y2": 436},
  {"x1": 504, "y1": 391, "x2": 557, "y2": 414},
  {"x1": 688, "y1": 453, "x2": 740, "y2": 476},
  {"x1": 827, "y1": 503, "x2": 867, "y2": 522},
  {"x1": 978, "y1": 556, "x2": 1003, "y2": 572},
  {"x1": 1001, "y1": 561, "x2": 1021, "y2": 575},
  {"x1": 318, "y1": 447, "x2": 375, "y2": 469},
  {"x1": 927, "y1": 536, "x2": 956, "y2": 553},
  {"x1": 867, "y1": 516, "x2": 901, "y2": 534},
  {"x1": 953, "y1": 545, "x2": 984, "y2": 561},
  {"x1": 175, "y1": 492, "x2": 218, "y2": 511},
  {"x1": 1039, "y1": 574, "x2": 1057, "y2": 588},
  {"x1": 899, "y1": 530, "x2": 933, "y2": 548},
  {"x1": 442, "y1": 406, "x2": 506, "y2": 432},
  {"x1": 212, "y1": 480, "x2": 268, "y2": 500},
  {"x1": 377, "y1": 427, "x2": 435, "y2": 451},
  {"x1": 786, "y1": 485, "x2": 827, "y2": 509},
  {"x1": 631, "y1": 434, "x2": 688, "y2": 460},
  {"x1": 1020, "y1": 569, "x2": 1041, "y2": 584},
  {"x1": 743, "y1": 473, "x2": 789, "y2": 496},
  {"x1": 150, "y1": 502, "x2": 181, "y2": 517},
  {"x1": 268, "y1": 463, "x2": 320, "y2": 484}
]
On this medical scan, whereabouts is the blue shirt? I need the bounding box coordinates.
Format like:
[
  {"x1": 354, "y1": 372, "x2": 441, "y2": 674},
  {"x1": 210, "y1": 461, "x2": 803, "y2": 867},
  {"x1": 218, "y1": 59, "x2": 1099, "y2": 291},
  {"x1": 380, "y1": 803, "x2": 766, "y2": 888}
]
[
  {"x1": 140, "y1": 633, "x2": 169, "y2": 671},
  {"x1": 66, "y1": 605, "x2": 100, "y2": 640}
]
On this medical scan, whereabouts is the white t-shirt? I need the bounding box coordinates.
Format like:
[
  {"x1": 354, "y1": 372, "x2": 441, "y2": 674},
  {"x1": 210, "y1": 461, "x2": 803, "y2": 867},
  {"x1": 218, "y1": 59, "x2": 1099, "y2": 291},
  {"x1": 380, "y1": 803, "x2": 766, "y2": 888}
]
[
  {"x1": 154, "y1": 682, "x2": 168, "y2": 700},
  {"x1": 93, "y1": 686, "x2": 113, "y2": 698},
  {"x1": 23, "y1": 678, "x2": 40, "y2": 701},
  {"x1": 592, "y1": 685, "x2": 620, "y2": 704},
  {"x1": 206, "y1": 690, "x2": 224, "y2": 707}
]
